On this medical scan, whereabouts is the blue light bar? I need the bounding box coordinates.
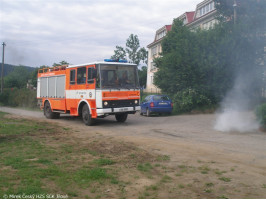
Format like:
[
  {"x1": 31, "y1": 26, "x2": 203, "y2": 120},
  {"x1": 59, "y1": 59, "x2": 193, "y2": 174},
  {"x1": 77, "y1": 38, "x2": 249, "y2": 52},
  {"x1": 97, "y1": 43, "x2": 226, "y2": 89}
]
[
  {"x1": 104, "y1": 59, "x2": 128, "y2": 63},
  {"x1": 118, "y1": 59, "x2": 127, "y2": 63}
]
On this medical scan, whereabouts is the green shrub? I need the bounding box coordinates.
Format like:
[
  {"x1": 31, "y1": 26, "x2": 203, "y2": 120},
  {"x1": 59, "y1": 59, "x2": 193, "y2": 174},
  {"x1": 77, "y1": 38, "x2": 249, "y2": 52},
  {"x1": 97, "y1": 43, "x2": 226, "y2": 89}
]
[
  {"x1": 172, "y1": 88, "x2": 212, "y2": 113},
  {"x1": 0, "y1": 88, "x2": 37, "y2": 108},
  {"x1": 0, "y1": 89, "x2": 11, "y2": 105},
  {"x1": 255, "y1": 103, "x2": 266, "y2": 128}
]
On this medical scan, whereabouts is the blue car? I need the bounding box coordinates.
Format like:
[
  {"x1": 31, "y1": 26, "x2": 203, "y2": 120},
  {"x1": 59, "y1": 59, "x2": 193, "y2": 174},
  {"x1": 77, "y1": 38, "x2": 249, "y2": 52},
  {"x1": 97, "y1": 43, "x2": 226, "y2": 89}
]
[{"x1": 140, "y1": 95, "x2": 173, "y2": 117}]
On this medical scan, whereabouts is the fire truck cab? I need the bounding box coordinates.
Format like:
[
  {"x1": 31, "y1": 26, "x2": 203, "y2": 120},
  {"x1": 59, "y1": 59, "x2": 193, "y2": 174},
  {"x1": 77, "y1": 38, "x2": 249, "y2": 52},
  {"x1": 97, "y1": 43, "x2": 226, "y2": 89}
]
[{"x1": 37, "y1": 59, "x2": 140, "y2": 125}]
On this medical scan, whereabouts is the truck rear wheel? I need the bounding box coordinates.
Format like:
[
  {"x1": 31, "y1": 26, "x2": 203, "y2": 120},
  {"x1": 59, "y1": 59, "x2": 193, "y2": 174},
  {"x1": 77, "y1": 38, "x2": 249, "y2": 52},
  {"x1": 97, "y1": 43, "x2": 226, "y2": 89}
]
[
  {"x1": 44, "y1": 101, "x2": 60, "y2": 119},
  {"x1": 82, "y1": 104, "x2": 95, "y2": 126},
  {"x1": 115, "y1": 113, "x2": 128, "y2": 123}
]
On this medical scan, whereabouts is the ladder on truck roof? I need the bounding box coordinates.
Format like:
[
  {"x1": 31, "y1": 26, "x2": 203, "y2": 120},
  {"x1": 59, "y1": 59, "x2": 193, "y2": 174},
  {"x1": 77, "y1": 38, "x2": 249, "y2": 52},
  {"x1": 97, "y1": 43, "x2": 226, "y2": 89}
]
[{"x1": 38, "y1": 65, "x2": 68, "y2": 74}]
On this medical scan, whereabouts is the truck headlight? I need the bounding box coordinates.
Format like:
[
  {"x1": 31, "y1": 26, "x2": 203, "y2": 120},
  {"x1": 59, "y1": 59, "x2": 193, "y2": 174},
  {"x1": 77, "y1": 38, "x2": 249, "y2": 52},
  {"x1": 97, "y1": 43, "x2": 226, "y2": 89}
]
[
  {"x1": 104, "y1": 101, "x2": 108, "y2": 106},
  {"x1": 135, "y1": 100, "x2": 138, "y2": 104}
]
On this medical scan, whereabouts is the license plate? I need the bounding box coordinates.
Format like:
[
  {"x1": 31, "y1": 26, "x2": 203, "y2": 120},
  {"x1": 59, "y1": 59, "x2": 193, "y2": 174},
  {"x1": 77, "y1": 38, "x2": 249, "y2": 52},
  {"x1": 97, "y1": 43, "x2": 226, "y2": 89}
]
[
  {"x1": 119, "y1": 108, "x2": 128, "y2": 111},
  {"x1": 159, "y1": 102, "x2": 168, "y2": 105}
]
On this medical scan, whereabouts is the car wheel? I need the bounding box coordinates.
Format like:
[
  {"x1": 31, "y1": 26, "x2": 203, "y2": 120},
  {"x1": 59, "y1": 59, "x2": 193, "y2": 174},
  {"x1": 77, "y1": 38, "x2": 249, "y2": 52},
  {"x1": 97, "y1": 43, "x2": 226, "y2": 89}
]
[
  {"x1": 44, "y1": 101, "x2": 59, "y2": 119},
  {"x1": 115, "y1": 113, "x2": 128, "y2": 122},
  {"x1": 146, "y1": 108, "x2": 150, "y2": 117},
  {"x1": 82, "y1": 104, "x2": 95, "y2": 126}
]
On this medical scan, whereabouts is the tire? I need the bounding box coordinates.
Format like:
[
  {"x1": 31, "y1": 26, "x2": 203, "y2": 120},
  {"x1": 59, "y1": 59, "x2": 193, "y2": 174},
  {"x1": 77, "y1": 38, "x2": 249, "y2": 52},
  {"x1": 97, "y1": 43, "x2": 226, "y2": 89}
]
[
  {"x1": 146, "y1": 108, "x2": 150, "y2": 117},
  {"x1": 44, "y1": 101, "x2": 60, "y2": 119},
  {"x1": 82, "y1": 104, "x2": 95, "y2": 126},
  {"x1": 115, "y1": 113, "x2": 128, "y2": 123}
]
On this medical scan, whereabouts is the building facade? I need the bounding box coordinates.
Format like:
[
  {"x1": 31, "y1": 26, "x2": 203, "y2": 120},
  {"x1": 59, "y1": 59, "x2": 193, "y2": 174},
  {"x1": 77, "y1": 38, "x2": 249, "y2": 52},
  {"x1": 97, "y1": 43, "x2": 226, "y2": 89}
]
[
  {"x1": 146, "y1": 25, "x2": 172, "y2": 93},
  {"x1": 146, "y1": 0, "x2": 217, "y2": 92},
  {"x1": 187, "y1": 0, "x2": 217, "y2": 30}
]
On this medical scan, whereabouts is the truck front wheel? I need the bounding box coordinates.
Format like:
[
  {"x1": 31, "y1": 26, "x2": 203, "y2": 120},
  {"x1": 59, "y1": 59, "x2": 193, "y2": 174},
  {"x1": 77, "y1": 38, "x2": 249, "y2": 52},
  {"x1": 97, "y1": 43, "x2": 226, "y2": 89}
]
[
  {"x1": 82, "y1": 104, "x2": 95, "y2": 126},
  {"x1": 115, "y1": 113, "x2": 128, "y2": 123}
]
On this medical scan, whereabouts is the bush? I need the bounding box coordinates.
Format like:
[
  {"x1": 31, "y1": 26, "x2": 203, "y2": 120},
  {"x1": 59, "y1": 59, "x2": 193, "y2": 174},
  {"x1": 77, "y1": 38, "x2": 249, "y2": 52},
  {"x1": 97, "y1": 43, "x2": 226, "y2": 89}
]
[
  {"x1": 172, "y1": 88, "x2": 212, "y2": 113},
  {"x1": 0, "y1": 89, "x2": 11, "y2": 105},
  {"x1": 255, "y1": 103, "x2": 266, "y2": 128},
  {"x1": 0, "y1": 88, "x2": 37, "y2": 108}
]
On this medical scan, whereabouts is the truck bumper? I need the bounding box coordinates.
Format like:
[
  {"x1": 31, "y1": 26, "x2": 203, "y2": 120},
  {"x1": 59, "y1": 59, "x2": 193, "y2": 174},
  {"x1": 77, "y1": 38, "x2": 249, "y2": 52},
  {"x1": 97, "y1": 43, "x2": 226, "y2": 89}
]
[{"x1": 97, "y1": 106, "x2": 140, "y2": 116}]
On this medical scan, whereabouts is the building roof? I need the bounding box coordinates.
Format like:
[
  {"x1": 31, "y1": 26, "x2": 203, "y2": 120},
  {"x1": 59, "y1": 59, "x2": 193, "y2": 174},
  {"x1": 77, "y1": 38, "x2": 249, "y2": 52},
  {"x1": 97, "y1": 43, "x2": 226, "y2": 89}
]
[
  {"x1": 186, "y1": 11, "x2": 195, "y2": 23},
  {"x1": 165, "y1": 25, "x2": 172, "y2": 32},
  {"x1": 147, "y1": 25, "x2": 172, "y2": 48}
]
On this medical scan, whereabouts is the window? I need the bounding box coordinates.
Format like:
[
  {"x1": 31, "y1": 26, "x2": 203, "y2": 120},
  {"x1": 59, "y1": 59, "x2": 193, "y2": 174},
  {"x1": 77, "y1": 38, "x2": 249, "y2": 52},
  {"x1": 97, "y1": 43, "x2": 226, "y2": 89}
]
[
  {"x1": 153, "y1": 95, "x2": 170, "y2": 101},
  {"x1": 200, "y1": 2, "x2": 215, "y2": 17},
  {"x1": 100, "y1": 65, "x2": 139, "y2": 89},
  {"x1": 151, "y1": 46, "x2": 157, "y2": 56},
  {"x1": 70, "y1": 69, "x2": 76, "y2": 84},
  {"x1": 157, "y1": 30, "x2": 165, "y2": 40},
  {"x1": 144, "y1": 96, "x2": 151, "y2": 102},
  {"x1": 87, "y1": 67, "x2": 95, "y2": 84},
  {"x1": 158, "y1": 44, "x2": 161, "y2": 54},
  {"x1": 77, "y1": 67, "x2": 86, "y2": 84},
  {"x1": 210, "y1": 2, "x2": 213, "y2": 11}
]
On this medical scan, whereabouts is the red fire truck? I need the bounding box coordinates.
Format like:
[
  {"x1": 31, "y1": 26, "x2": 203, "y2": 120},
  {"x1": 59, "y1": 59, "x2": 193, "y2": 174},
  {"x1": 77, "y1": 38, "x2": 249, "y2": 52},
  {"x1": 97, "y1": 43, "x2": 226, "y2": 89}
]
[{"x1": 37, "y1": 59, "x2": 140, "y2": 125}]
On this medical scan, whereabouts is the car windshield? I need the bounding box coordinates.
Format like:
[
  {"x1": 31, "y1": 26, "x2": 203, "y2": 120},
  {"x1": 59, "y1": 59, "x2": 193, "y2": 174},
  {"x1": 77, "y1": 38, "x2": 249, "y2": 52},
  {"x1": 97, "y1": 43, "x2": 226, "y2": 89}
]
[
  {"x1": 153, "y1": 95, "x2": 170, "y2": 101},
  {"x1": 99, "y1": 64, "x2": 139, "y2": 89}
]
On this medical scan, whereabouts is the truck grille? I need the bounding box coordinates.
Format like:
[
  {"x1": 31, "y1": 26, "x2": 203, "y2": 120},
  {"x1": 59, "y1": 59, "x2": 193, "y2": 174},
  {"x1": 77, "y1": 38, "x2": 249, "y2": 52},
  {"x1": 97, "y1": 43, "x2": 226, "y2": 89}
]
[{"x1": 103, "y1": 100, "x2": 139, "y2": 108}]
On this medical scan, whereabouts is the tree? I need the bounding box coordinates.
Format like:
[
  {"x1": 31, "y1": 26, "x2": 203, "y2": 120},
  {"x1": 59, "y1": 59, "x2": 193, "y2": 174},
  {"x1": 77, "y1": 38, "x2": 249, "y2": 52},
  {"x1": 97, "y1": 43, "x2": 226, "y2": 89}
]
[
  {"x1": 138, "y1": 66, "x2": 147, "y2": 88},
  {"x1": 4, "y1": 66, "x2": 32, "y2": 89},
  {"x1": 154, "y1": 0, "x2": 265, "y2": 113},
  {"x1": 215, "y1": 0, "x2": 266, "y2": 26},
  {"x1": 53, "y1": 60, "x2": 69, "y2": 67},
  {"x1": 111, "y1": 34, "x2": 148, "y2": 65},
  {"x1": 111, "y1": 46, "x2": 126, "y2": 60}
]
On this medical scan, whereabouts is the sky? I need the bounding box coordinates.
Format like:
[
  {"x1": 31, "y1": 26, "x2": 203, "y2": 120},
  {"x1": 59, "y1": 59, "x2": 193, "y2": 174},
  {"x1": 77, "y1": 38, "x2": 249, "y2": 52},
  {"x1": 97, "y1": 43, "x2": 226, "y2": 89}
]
[{"x1": 0, "y1": 0, "x2": 200, "y2": 67}]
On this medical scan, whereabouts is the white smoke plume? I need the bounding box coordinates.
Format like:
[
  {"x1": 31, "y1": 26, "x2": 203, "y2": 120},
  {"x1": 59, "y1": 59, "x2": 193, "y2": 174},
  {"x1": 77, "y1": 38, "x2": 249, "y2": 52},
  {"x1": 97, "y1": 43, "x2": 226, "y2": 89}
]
[{"x1": 214, "y1": 74, "x2": 260, "y2": 132}]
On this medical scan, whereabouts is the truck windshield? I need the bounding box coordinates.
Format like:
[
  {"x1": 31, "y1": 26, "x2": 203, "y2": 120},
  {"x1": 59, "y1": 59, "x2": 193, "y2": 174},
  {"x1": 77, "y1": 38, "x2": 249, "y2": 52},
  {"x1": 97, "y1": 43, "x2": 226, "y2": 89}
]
[{"x1": 99, "y1": 64, "x2": 139, "y2": 89}]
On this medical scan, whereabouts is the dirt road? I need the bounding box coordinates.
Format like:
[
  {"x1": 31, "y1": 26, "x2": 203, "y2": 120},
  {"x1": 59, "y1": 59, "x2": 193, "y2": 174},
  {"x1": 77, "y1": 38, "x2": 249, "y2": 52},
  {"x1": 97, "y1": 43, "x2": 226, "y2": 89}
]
[{"x1": 1, "y1": 106, "x2": 266, "y2": 198}]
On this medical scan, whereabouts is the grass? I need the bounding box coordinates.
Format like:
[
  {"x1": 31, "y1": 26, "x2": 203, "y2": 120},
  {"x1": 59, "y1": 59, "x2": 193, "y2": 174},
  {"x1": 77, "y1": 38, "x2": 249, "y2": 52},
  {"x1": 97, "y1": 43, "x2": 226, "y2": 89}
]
[
  {"x1": 215, "y1": 169, "x2": 227, "y2": 175},
  {"x1": 137, "y1": 163, "x2": 153, "y2": 172},
  {"x1": 93, "y1": 158, "x2": 115, "y2": 166},
  {"x1": 219, "y1": 177, "x2": 231, "y2": 182},
  {"x1": 0, "y1": 111, "x2": 263, "y2": 199},
  {"x1": 156, "y1": 155, "x2": 170, "y2": 161},
  {"x1": 146, "y1": 184, "x2": 158, "y2": 191},
  {"x1": 0, "y1": 111, "x2": 176, "y2": 198},
  {"x1": 74, "y1": 167, "x2": 112, "y2": 183},
  {"x1": 204, "y1": 188, "x2": 213, "y2": 193},
  {"x1": 0, "y1": 112, "x2": 116, "y2": 197},
  {"x1": 199, "y1": 165, "x2": 210, "y2": 174},
  {"x1": 160, "y1": 175, "x2": 172, "y2": 183},
  {"x1": 206, "y1": 182, "x2": 214, "y2": 187}
]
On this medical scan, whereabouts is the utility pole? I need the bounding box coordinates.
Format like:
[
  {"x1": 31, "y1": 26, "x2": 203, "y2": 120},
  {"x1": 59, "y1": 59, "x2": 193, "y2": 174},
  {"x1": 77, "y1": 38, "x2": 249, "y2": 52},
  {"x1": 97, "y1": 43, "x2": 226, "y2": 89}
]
[
  {"x1": 1, "y1": 42, "x2": 6, "y2": 94},
  {"x1": 233, "y1": 0, "x2": 237, "y2": 24}
]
